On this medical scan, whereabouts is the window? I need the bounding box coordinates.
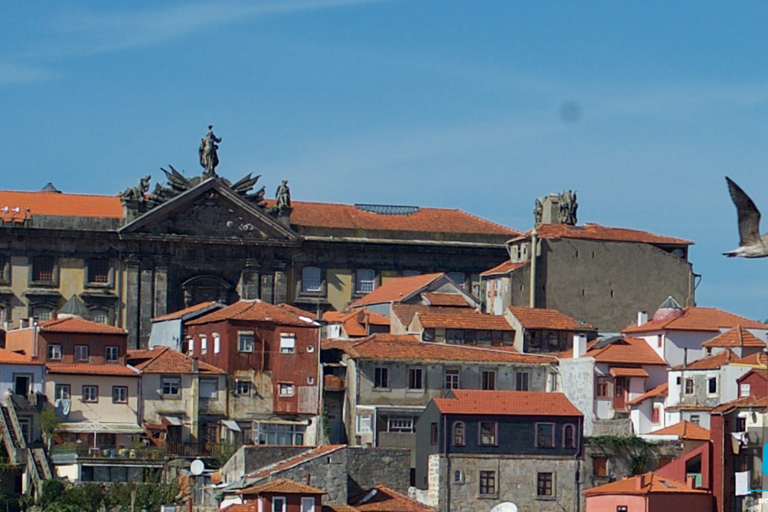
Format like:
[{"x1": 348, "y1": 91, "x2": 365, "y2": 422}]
[
  {"x1": 536, "y1": 472, "x2": 554, "y2": 497},
  {"x1": 741, "y1": 383, "x2": 751, "y2": 397},
  {"x1": 301, "y1": 497, "x2": 315, "y2": 512},
  {"x1": 82, "y1": 385, "x2": 98, "y2": 403},
  {"x1": 200, "y1": 335, "x2": 207, "y2": 355},
  {"x1": 301, "y1": 266, "x2": 322, "y2": 292},
  {"x1": 112, "y1": 386, "x2": 128, "y2": 404},
  {"x1": 47, "y1": 344, "x2": 62, "y2": 361},
  {"x1": 74, "y1": 345, "x2": 89, "y2": 361},
  {"x1": 515, "y1": 372, "x2": 529, "y2": 391},
  {"x1": 33, "y1": 307, "x2": 53, "y2": 321},
  {"x1": 272, "y1": 497, "x2": 286, "y2": 512},
  {"x1": 357, "y1": 414, "x2": 372, "y2": 434},
  {"x1": 617, "y1": 507, "x2": 628, "y2": 512},
  {"x1": 408, "y1": 368, "x2": 424, "y2": 390},
  {"x1": 278, "y1": 383, "x2": 295, "y2": 397},
  {"x1": 374, "y1": 367, "x2": 389, "y2": 388},
  {"x1": 476, "y1": 330, "x2": 492, "y2": 345},
  {"x1": 105, "y1": 346, "x2": 119, "y2": 362},
  {"x1": 0, "y1": 254, "x2": 9, "y2": 285},
  {"x1": 690, "y1": 415, "x2": 700, "y2": 426},
  {"x1": 238, "y1": 332, "x2": 255, "y2": 353},
  {"x1": 162, "y1": 377, "x2": 180, "y2": 396},
  {"x1": 280, "y1": 334, "x2": 296, "y2": 354},
  {"x1": 31, "y1": 255, "x2": 56, "y2": 284},
  {"x1": 445, "y1": 369, "x2": 460, "y2": 389},
  {"x1": 707, "y1": 376, "x2": 717, "y2": 395},
  {"x1": 453, "y1": 421, "x2": 465, "y2": 446},
  {"x1": 200, "y1": 378, "x2": 217, "y2": 399},
  {"x1": 536, "y1": 423, "x2": 555, "y2": 448},
  {"x1": 430, "y1": 423, "x2": 438, "y2": 445},
  {"x1": 736, "y1": 417, "x2": 747, "y2": 432},
  {"x1": 87, "y1": 258, "x2": 111, "y2": 285},
  {"x1": 447, "y1": 272, "x2": 465, "y2": 288},
  {"x1": 596, "y1": 376, "x2": 609, "y2": 398},
  {"x1": 479, "y1": 422, "x2": 497, "y2": 446},
  {"x1": 355, "y1": 269, "x2": 376, "y2": 294},
  {"x1": 481, "y1": 371, "x2": 496, "y2": 390},
  {"x1": 446, "y1": 329, "x2": 464, "y2": 344},
  {"x1": 453, "y1": 469, "x2": 465, "y2": 484},
  {"x1": 55, "y1": 384, "x2": 71, "y2": 400},
  {"x1": 257, "y1": 422, "x2": 306, "y2": 445},
  {"x1": 423, "y1": 328, "x2": 435, "y2": 342},
  {"x1": 235, "y1": 380, "x2": 251, "y2": 395},
  {"x1": 593, "y1": 456, "x2": 607, "y2": 477},
  {"x1": 387, "y1": 417, "x2": 415, "y2": 433},
  {"x1": 91, "y1": 310, "x2": 108, "y2": 324},
  {"x1": 684, "y1": 378, "x2": 694, "y2": 395},
  {"x1": 213, "y1": 334, "x2": 220, "y2": 354},
  {"x1": 188, "y1": 338, "x2": 194, "y2": 356},
  {"x1": 479, "y1": 470, "x2": 496, "y2": 496},
  {"x1": 652, "y1": 406, "x2": 661, "y2": 424},
  {"x1": 563, "y1": 424, "x2": 576, "y2": 448}
]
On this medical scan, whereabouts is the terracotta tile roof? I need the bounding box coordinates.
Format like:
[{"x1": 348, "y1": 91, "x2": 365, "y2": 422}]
[
  {"x1": 623, "y1": 307, "x2": 768, "y2": 333},
  {"x1": 186, "y1": 300, "x2": 319, "y2": 327},
  {"x1": 323, "y1": 309, "x2": 390, "y2": 337},
  {"x1": 271, "y1": 200, "x2": 519, "y2": 236},
  {"x1": 671, "y1": 350, "x2": 736, "y2": 371},
  {"x1": 733, "y1": 352, "x2": 768, "y2": 367},
  {"x1": 480, "y1": 260, "x2": 528, "y2": 277},
  {"x1": 584, "y1": 472, "x2": 708, "y2": 496},
  {"x1": 701, "y1": 325, "x2": 766, "y2": 348},
  {"x1": 278, "y1": 303, "x2": 321, "y2": 321},
  {"x1": 238, "y1": 478, "x2": 326, "y2": 496},
  {"x1": 627, "y1": 383, "x2": 668, "y2": 406},
  {"x1": 245, "y1": 445, "x2": 346, "y2": 480},
  {"x1": 512, "y1": 223, "x2": 692, "y2": 246},
  {"x1": 508, "y1": 306, "x2": 594, "y2": 331},
  {"x1": 415, "y1": 311, "x2": 512, "y2": 331},
  {"x1": 392, "y1": 304, "x2": 471, "y2": 328},
  {"x1": 0, "y1": 190, "x2": 124, "y2": 221},
  {"x1": 127, "y1": 346, "x2": 226, "y2": 374},
  {"x1": 152, "y1": 301, "x2": 221, "y2": 322},
  {"x1": 331, "y1": 334, "x2": 556, "y2": 364},
  {"x1": 421, "y1": 293, "x2": 471, "y2": 307},
  {"x1": 737, "y1": 368, "x2": 767, "y2": 384},
  {"x1": 711, "y1": 394, "x2": 767, "y2": 414},
  {"x1": 434, "y1": 390, "x2": 582, "y2": 417},
  {"x1": 350, "y1": 274, "x2": 444, "y2": 307},
  {"x1": 221, "y1": 505, "x2": 258, "y2": 512},
  {"x1": 609, "y1": 367, "x2": 649, "y2": 378},
  {"x1": 351, "y1": 485, "x2": 436, "y2": 512},
  {"x1": 324, "y1": 506, "x2": 359, "y2": 512},
  {"x1": 649, "y1": 420, "x2": 710, "y2": 441},
  {"x1": 38, "y1": 317, "x2": 127, "y2": 335},
  {"x1": 563, "y1": 337, "x2": 667, "y2": 366},
  {"x1": 46, "y1": 363, "x2": 139, "y2": 377},
  {"x1": 0, "y1": 348, "x2": 42, "y2": 366},
  {"x1": 324, "y1": 374, "x2": 345, "y2": 391}
]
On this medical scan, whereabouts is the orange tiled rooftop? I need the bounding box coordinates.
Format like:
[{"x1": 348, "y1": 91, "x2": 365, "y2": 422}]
[{"x1": 434, "y1": 390, "x2": 582, "y2": 417}]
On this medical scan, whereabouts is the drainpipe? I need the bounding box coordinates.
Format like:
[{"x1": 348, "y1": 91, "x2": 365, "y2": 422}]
[{"x1": 529, "y1": 228, "x2": 538, "y2": 308}]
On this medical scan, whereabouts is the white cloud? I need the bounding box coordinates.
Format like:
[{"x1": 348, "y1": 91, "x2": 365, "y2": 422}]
[{"x1": 0, "y1": 61, "x2": 54, "y2": 85}]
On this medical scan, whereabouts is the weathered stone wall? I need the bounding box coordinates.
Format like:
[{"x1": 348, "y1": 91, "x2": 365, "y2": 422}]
[
  {"x1": 219, "y1": 445, "x2": 309, "y2": 483},
  {"x1": 591, "y1": 418, "x2": 632, "y2": 437},
  {"x1": 345, "y1": 447, "x2": 411, "y2": 497},
  {"x1": 559, "y1": 357, "x2": 596, "y2": 435}
]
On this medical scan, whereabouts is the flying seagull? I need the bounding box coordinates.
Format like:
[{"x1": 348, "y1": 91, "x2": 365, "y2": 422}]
[{"x1": 724, "y1": 176, "x2": 768, "y2": 258}]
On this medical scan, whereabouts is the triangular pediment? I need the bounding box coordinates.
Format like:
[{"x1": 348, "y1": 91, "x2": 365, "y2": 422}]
[{"x1": 119, "y1": 178, "x2": 298, "y2": 242}]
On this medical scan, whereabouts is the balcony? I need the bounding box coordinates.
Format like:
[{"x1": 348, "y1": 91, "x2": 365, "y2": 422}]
[{"x1": 50, "y1": 445, "x2": 168, "y2": 463}]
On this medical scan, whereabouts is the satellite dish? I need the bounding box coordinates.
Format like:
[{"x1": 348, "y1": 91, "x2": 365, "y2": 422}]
[
  {"x1": 190, "y1": 459, "x2": 205, "y2": 476},
  {"x1": 490, "y1": 503, "x2": 518, "y2": 512}
]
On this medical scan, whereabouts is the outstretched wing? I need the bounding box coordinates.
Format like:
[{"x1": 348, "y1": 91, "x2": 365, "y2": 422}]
[
  {"x1": 230, "y1": 173, "x2": 261, "y2": 195},
  {"x1": 162, "y1": 165, "x2": 193, "y2": 194},
  {"x1": 726, "y1": 176, "x2": 762, "y2": 247}
]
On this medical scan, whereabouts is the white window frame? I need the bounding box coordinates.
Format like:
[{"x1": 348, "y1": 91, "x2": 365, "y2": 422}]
[
  {"x1": 162, "y1": 377, "x2": 180, "y2": 396},
  {"x1": 741, "y1": 383, "x2": 751, "y2": 397},
  {"x1": 112, "y1": 386, "x2": 128, "y2": 404},
  {"x1": 356, "y1": 269, "x2": 376, "y2": 294},
  {"x1": 272, "y1": 497, "x2": 286, "y2": 512},
  {"x1": 301, "y1": 496, "x2": 315, "y2": 512},
  {"x1": 82, "y1": 385, "x2": 98, "y2": 403},
  {"x1": 55, "y1": 384, "x2": 70, "y2": 400},
  {"x1": 74, "y1": 345, "x2": 89, "y2": 362},
  {"x1": 445, "y1": 369, "x2": 460, "y2": 389},
  {"x1": 408, "y1": 367, "x2": 424, "y2": 390},
  {"x1": 280, "y1": 333, "x2": 296, "y2": 354},
  {"x1": 48, "y1": 344, "x2": 62, "y2": 361},
  {"x1": 235, "y1": 379, "x2": 251, "y2": 396},
  {"x1": 238, "y1": 331, "x2": 255, "y2": 353},
  {"x1": 356, "y1": 413, "x2": 372, "y2": 434},
  {"x1": 213, "y1": 333, "x2": 220, "y2": 354},
  {"x1": 278, "y1": 383, "x2": 295, "y2": 397},
  {"x1": 188, "y1": 338, "x2": 194, "y2": 356},
  {"x1": 200, "y1": 335, "x2": 207, "y2": 355}
]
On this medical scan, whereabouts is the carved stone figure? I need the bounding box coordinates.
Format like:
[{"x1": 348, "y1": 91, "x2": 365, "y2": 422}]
[
  {"x1": 199, "y1": 125, "x2": 222, "y2": 176},
  {"x1": 119, "y1": 175, "x2": 151, "y2": 204},
  {"x1": 558, "y1": 190, "x2": 578, "y2": 225},
  {"x1": 533, "y1": 198, "x2": 544, "y2": 224},
  {"x1": 275, "y1": 180, "x2": 291, "y2": 214}
]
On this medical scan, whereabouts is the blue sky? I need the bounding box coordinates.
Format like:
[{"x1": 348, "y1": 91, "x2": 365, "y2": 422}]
[{"x1": 3, "y1": 1, "x2": 768, "y2": 321}]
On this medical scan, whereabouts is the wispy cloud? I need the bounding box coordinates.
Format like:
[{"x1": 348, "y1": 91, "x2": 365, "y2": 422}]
[{"x1": 0, "y1": 61, "x2": 54, "y2": 85}]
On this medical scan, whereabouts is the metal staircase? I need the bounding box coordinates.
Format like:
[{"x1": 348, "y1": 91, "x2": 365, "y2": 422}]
[{"x1": 0, "y1": 398, "x2": 51, "y2": 499}]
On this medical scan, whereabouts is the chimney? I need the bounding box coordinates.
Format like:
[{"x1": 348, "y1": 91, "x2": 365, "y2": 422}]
[
  {"x1": 306, "y1": 473, "x2": 311, "y2": 485},
  {"x1": 637, "y1": 311, "x2": 648, "y2": 326},
  {"x1": 635, "y1": 474, "x2": 647, "y2": 491},
  {"x1": 573, "y1": 334, "x2": 587, "y2": 358},
  {"x1": 191, "y1": 358, "x2": 198, "y2": 373}
]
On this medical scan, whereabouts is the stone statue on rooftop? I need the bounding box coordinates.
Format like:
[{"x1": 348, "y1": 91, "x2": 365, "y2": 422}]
[
  {"x1": 533, "y1": 198, "x2": 543, "y2": 224},
  {"x1": 275, "y1": 180, "x2": 291, "y2": 214},
  {"x1": 199, "y1": 125, "x2": 222, "y2": 176},
  {"x1": 119, "y1": 175, "x2": 151, "y2": 204},
  {"x1": 558, "y1": 190, "x2": 578, "y2": 225}
]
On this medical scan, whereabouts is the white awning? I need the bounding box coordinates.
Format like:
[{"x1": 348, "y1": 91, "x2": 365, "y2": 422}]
[
  {"x1": 162, "y1": 415, "x2": 182, "y2": 426},
  {"x1": 57, "y1": 422, "x2": 144, "y2": 434},
  {"x1": 253, "y1": 418, "x2": 310, "y2": 426},
  {"x1": 222, "y1": 420, "x2": 241, "y2": 432}
]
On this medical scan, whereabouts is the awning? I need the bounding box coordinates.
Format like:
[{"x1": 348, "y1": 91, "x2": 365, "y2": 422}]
[
  {"x1": 57, "y1": 422, "x2": 144, "y2": 434},
  {"x1": 253, "y1": 418, "x2": 310, "y2": 426},
  {"x1": 609, "y1": 367, "x2": 649, "y2": 378},
  {"x1": 222, "y1": 420, "x2": 242, "y2": 432},
  {"x1": 162, "y1": 416, "x2": 182, "y2": 427}
]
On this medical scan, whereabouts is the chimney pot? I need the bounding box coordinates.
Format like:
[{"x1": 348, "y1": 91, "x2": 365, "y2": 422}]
[
  {"x1": 637, "y1": 311, "x2": 648, "y2": 326},
  {"x1": 573, "y1": 334, "x2": 587, "y2": 358}
]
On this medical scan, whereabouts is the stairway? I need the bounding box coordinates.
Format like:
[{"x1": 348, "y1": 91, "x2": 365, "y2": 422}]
[{"x1": 0, "y1": 405, "x2": 22, "y2": 464}]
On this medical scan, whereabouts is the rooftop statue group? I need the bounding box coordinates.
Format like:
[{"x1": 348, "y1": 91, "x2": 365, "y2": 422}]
[
  {"x1": 120, "y1": 126, "x2": 290, "y2": 216},
  {"x1": 533, "y1": 190, "x2": 578, "y2": 226}
]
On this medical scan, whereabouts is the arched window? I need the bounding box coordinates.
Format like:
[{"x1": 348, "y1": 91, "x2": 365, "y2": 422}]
[
  {"x1": 356, "y1": 269, "x2": 376, "y2": 293},
  {"x1": 452, "y1": 421, "x2": 465, "y2": 446},
  {"x1": 563, "y1": 424, "x2": 576, "y2": 448},
  {"x1": 301, "y1": 266, "x2": 322, "y2": 292}
]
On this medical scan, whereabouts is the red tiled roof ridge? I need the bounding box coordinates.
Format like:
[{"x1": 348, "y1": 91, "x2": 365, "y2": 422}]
[
  {"x1": 0, "y1": 347, "x2": 43, "y2": 365},
  {"x1": 351, "y1": 484, "x2": 436, "y2": 511},
  {"x1": 350, "y1": 273, "x2": 445, "y2": 307},
  {"x1": 671, "y1": 349, "x2": 734, "y2": 371},
  {"x1": 127, "y1": 346, "x2": 226, "y2": 374},
  {"x1": 238, "y1": 478, "x2": 326, "y2": 496},
  {"x1": 434, "y1": 390, "x2": 582, "y2": 417},
  {"x1": 711, "y1": 394, "x2": 767, "y2": 415},
  {"x1": 701, "y1": 325, "x2": 766, "y2": 348},
  {"x1": 46, "y1": 362, "x2": 140, "y2": 376},
  {"x1": 245, "y1": 445, "x2": 346, "y2": 480},
  {"x1": 627, "y1": 382, "x2": 669, "y2": 406},
  {"x1": 37, "y1": 316, "x2": 128, "y2": 335},
  {"x1": 480, "y1": 260, "x2": 528, "y2": 276},
  {"x1": 649, "y1": 420, "x2": 710, "y2": 441},
  {"x1": 583, "y1": 471, "x2": 708, "y2": 496},
  {"x1": 507, "y1": 306, "x2": 594, "y2": 330},
  {"x1": 511, "y1": 223, "x2": 693, "y2": 246},
  {"x1": 623, "y1": 306, "x2": 768, "y2": 333}
]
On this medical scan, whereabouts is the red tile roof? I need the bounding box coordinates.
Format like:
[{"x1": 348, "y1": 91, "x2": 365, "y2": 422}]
[
  {"x1": 392, "y1": 304, "x2": 472, "y2": 328},
  {"x1": 323, "y1": 309, "x2": 390, "y2": 337},
  {"x1": 584, "y1": 472, "x2": 707, "y2": 496},
  {"x1": 238, "y1": 478, "x2": 326, "y2": 496},
  {"x1": 701, "y1": 325, "x2": 766, "y2": 348},
  {"x1": 323, "y1": 507, "x2": 359, "y2": 512},
  {"x1": 245, "y1": 445, "x2": 346, "y2": 480},
  {"x1": 38, "y1": 317, "x2": 127, "y2": 335},
  {"x1": 350, "y1": 274, "x2": 444, "y2": 307},
  {"x1": 562, "y1": 337, "x2": 667, "y2": 366},
  {"x1": 609, "y1": 367, "x2": 649, "y2": 378},
  {"x1": 414, "y1": 311, "x2": 512, "y2": 331},
  {"x1": 351, "y1": 485, "x2": 435, "y2": 512},
  {"x1": 508, "y1": 306, "x2": 594, "y2": 331},
  {"x1": 480, "y1": 260, "x2": 527, "y2": 277},
  {"x1": 46, "y1": 363, "x2": 139, "y2": 377},
  {"x1": 186, "y1": 300, "x2": 319, "y2": 327},
  {"x1": 627, "y1": 383, "x2": 668, "y2": 406},
  {"x1": 733, "y1": 352, "x2": 768, "y2": 367},
  {"x1": 127, "y1": 346, "x2": 226, "y2": 374},
  {"x1": 221, "y1": 505, "x2": 257, "y2": 512},
  {"x1": 326, "y1": 334, "x2": 556, "y2": 364},
  {"x1": 434, "y1": 390, "x2": 582, "y2": 417},
  {"x1": 671, "y1": 350, "x2": 735, "y2": 371},
  {"x1": 0, "y1": 190, "x2": 124, "y2": 221},
  {"x1": 711, "y1": 394, "x2": 767, "y2": 414},
  {"x1": 152, "y1": 301, "x2": 221, "y2": 322},
  {"x1": 649, "y1": 421, "x2": 710, "y2": 441},
  {"x1": 421, "y1": 293, "x2": 471, "y2": 307},
  {"x1": 623, "y1": 307, "x2": 768, "y2": 334},
  {"x1": 512, "y1": 223, "x2": 692, "y2": 246},
  {"x1": 0, "y1": 348, "x2": 42, "y2": 366}
]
